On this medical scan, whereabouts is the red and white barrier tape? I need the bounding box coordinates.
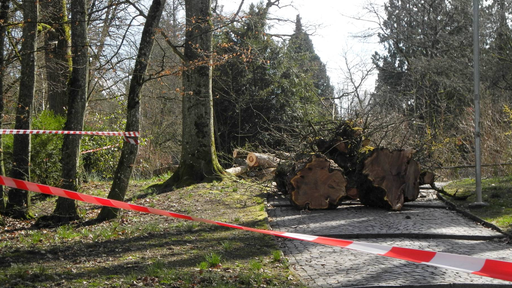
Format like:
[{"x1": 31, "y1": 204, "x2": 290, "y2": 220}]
[
  {"x1": 0, "y1": 129, "x2": 139, "y2": 144},
  {"x1": 81, "y1": 144, "x2": 120, "y2": 154},
  {"x1": 1, "y1": 175, "x2": 511, "y2": 282}
]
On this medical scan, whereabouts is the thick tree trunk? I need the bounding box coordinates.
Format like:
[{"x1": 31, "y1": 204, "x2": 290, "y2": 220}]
[
  {"x1": 51, "y1": 0, "x2": 88, "y2": 222},
  {"x1": 154, "y1": 0, "x2": 223, "y2": 192},
  {"x1": 97, "y1": 0, "x2": 166, "y2": 221},
  {"x1": 0, "y1": 0, "x2": 9, "y2": 213},
  {"x1": 42, "y1": 0, "x2": 71, "y2": 115},
  {"x1": 360, "y1": 148, "x2": 419, "y2": 210},
  {"x1": 6, "y1": 0, "x2": 38, "y2": 219},
  {"x1": 289, "y1": 154, "x2": 348, "y2": 209}
]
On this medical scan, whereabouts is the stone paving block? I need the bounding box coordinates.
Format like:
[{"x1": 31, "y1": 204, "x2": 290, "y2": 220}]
[{"x1": 268, "y1": 189, "x2": 512, "y2": 287}]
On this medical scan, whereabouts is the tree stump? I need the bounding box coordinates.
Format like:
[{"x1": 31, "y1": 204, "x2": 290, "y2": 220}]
[{"x1": 289, "y1": 154, "x2": 347, "y2": 209}]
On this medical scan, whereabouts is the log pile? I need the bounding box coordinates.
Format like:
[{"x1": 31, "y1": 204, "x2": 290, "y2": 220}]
[
  {"x1": 228, "y1": 122, "x2": 431, "y2": 211},
  {"x1": 274, "y1": 121, "x2": 428, "y2": 211}
]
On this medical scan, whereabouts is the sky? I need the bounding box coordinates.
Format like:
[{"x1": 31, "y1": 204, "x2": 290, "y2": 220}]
[{"x1": 221, "y1": 0, "x2": 386, "y2": 92}]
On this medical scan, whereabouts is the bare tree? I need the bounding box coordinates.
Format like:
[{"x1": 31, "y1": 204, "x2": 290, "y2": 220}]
[
  {"x1": 6, "y1": 0, "x2": 38, "y2": 219},
  {"x1": 0, "y1": 0, "x2": 9, "y2": 214},
  {"x1": 50, "y1": 0, "x2": 89, "y2": 222},
  {"x1": 41, "y1": 0, "x2": 71, "y2": 115},
  {"x1": 97, "y1": 0, "x2": 167, "y2": 221}
]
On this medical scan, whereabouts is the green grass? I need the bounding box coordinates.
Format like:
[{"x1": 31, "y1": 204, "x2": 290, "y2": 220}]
[
  {"x1": 444, "y1": 176, "x2": 512, "y2": 234},
  {"x1": 1, "y1": 178, "x2": 304, "y2": 288}
]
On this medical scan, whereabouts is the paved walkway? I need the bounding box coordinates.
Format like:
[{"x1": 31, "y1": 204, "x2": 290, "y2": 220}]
[{"x1": 266, "y1": 186, "x2": 512, "y2": 287}]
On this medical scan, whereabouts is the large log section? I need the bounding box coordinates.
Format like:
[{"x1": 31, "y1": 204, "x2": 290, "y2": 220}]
[
  {"x1": 288, "y1": 154, "x2": 349, "y2": 209},
  {"x1": 359, "y1": 148, "x2": 420, "y2": 210}
]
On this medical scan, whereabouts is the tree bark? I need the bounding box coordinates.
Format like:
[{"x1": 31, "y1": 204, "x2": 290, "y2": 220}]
[
  {"x1": 42, "y1": 0, "x2": 71, "y2": 115},
  {"x1": 0, "y1": 0, "x2": 9, "y2": 213},
  {"x1": 6, "y1": 0, "x2": 38, "y2": 219},
  {"x1": 97, "y1": 0, "x2": 167, "y2": 221},
  {"x1": 51, "y1": 0, "x2": 88, "y2": 222},
  {"x1": 154, "y1": 0, "x2": 223, "y2": 192}
]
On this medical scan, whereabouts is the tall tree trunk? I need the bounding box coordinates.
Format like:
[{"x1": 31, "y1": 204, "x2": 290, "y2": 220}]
[
  {"x1": 0, "y1": 0, "x2": 9, "y2": 213},
  {"x1": 51, "y1": 0, "x2": 88, "y2": 222},
  {"x1": 154, "y1": 0, "x2": 224, "y2": 192},
  {"x1": 97, "y1": 0, "x2": 166, "y2": 221},
  {"x1": 6, "y1": 0, "x2": 38, "y2": 219},
  {"x1": 42, "y1": 0, "x2": 71, "y2": 115}
]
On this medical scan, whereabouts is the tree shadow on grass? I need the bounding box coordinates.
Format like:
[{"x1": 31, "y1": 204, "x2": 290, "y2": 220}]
[{"x1": 0, "y1": 219, "x2": 280, "y2": 287}]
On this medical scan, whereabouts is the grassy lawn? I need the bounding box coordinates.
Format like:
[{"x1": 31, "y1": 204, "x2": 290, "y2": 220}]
[
  {"x1": 443, "y1": 176, "x2": 512, "y2": 235},
  {"x1": 0, "y1": 175, "x2": 305, "y2": 287}
]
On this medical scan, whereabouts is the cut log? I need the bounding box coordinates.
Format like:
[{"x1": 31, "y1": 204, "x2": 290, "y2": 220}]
[
  {"x1": 289, "y1": 154, "x2": 347, "y2": 209},
  {"x1": 226, "y1": 165, "x2": 249, "y2": 176},
  {"x1": 246, "y1": 152, "x2": 280, "y2": 168},
  {"x1": 360, "y1": 148, "x2": 418, "y2": 210}
]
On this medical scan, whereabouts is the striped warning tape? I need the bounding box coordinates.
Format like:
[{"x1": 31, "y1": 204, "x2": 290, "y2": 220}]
[
  {"x1": 0, "y1": 129, "x2": 139, "y2": 144},
  {"x1": 1, "y1": 175, "x2": 511, "y2": 282}
]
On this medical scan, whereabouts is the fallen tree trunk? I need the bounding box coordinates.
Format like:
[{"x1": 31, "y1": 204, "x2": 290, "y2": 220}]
[
  {"x1": 359, "y1": 148, "x2": 419, "y2": 210},
  {"x1": 246, "y1": 152, "x2": 280, "y2": 168},
  {"x1": 288, "y1": 154, "x2": 348, "y2": 209}
]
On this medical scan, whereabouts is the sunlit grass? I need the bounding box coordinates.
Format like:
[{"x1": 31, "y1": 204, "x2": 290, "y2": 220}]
[{"x1": 444, "y1": 176, "x2": 512, "y2": 234}]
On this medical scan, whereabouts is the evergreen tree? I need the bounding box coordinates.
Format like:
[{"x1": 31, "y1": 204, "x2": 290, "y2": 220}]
[
  {"x1": 213, "y1": 7, "x2": 336, "y2": 157},
  {"x1": 287, "y1": 15, "x2": 335, "y2": 118},
  {"x1": 372, "y1": 0, "x2": 473, "y2": 136}
]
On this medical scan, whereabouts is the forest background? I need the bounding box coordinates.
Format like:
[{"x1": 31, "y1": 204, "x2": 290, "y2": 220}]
[{"x1": 1, "y1": 0, "x2": 512, "y2": 221}]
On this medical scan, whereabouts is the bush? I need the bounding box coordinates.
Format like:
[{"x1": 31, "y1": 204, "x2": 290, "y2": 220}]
[
  {"x1": 30, "y1": 111, "x2": 66, "y2": 186},
  {"x1": 2, "y1": 111, "x2": 66, "y2": 186}
]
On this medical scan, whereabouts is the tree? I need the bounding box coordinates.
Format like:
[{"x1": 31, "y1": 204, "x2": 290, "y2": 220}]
[
  {"x1": 482, "y1": 0, "x2": 512, "y2": 99},
  {"x1": 212, "y1": 3, "x2": 335, "y2": 156},
  {"x1": 287, "y1": 14, "x2": 335, "y2": 118},
  {"x1": 372, "y1": 0, "x2": 473, "y2": 143},
  {"x1": 154, "y1": 0, "x2": 224, "y2": 192},
  {"x1": 0, "y1": 0, "x2": 9, "y2": 213},
  {"x1": 41, "y1": 0, "x2": 71, "y2": 115},
  {"x1": 50, "y1": 0, "x2": 89, "y2": 222},
  {"x1": 213, "y1": 2, "x2": 283, "y2": 154},
  {"x1": 97, "y1": 0, "x2": 167, "y2": 221},
  {"x1": 6, "y1": 0, "x2": 38, "y2": 219}
]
